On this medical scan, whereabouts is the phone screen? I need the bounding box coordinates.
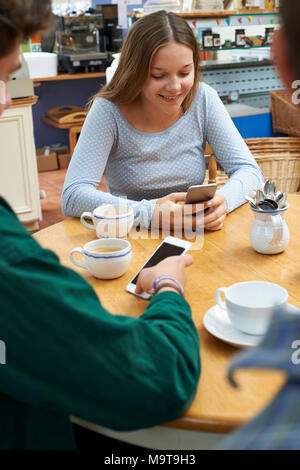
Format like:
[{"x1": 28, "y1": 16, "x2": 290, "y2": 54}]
[{"x1": 131, "y1": 242, "x2": 185, "y2": 285}]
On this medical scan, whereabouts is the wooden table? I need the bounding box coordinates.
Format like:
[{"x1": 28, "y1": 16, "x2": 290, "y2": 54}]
[{"x1": 34, "y1": 195, "x2": 300, "y2": 444}]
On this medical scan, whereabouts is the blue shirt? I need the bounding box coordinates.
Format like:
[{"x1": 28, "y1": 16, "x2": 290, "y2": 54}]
[
  {"x1": 218, "y1": 305, "x2": 300, "y2": 450},
  {"x1": 62, "y1": 82, "x2": 263, "y2": 225}
]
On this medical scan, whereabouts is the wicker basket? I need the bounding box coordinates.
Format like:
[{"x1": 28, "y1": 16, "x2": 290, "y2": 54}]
[
  {"x1": 270, "y1": 90, "x2": 300, "y2": 137},
  {"x1": 246, "y1": 137, "x2": 300, "y2": 193},
  {"x1": 204, "y1": 137, "x2": 300, "y2": 193}
]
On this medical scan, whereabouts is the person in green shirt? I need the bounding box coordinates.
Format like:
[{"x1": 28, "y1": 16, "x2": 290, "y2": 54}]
[{"x1": 0, "y1": 0, "x2": 200, "y2": 450}]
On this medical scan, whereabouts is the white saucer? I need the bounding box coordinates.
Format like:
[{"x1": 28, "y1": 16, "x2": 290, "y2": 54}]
[
  {"x1": 203, "y1": 304, "x2": 300, "y2": 349},
  {"x1": 203, "y1": 304, "x2": 262, "y2": 348}
]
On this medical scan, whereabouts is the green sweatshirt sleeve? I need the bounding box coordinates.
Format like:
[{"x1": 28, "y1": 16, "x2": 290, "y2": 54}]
[{"x1": 0, "y1": 200, "x2": 200, "y2": 432}]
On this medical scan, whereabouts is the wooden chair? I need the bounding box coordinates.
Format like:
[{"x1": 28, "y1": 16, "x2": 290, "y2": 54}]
[
  {"x1": 208, "y1": 154, "x2": 217, "y2": 184},
  {"x1": 69, "y1": 125, "x2": 83, "y2": 157},
  {"x1": 42, "y1": 116, "x2": 84, "y2": 159},
  {"x1": 204, "y1": 143, "x2": 227, "y2": 187}
]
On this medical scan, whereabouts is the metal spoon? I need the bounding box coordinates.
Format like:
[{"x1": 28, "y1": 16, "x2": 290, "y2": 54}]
[
  {"x1": 245, "y1": 195, "x2": 257, "y2": 208},
  {"x1": 263, "y1": 180, "x2": 276, "y2": 198},
  {"x1": 255, "y1": 189, "x2": 265, "y2": 206},
  {"x1": 274, "y1": 191, "x2": 283, "y2": 203},
  {"x1": 277, "y1": 191, "x2": 287, "y2": 209},
  {"x1": 264, "y1": 198, "x2": 278, "y2": 209},
  {"x1": 258, "y1": 200, "x2": 277, "y2": 211}
]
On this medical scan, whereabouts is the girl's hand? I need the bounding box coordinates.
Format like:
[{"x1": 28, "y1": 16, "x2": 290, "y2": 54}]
[
  {"x1": 151, "y1": 193, "x2": 204, "y2": 231},
  {"x1": 203, "y1": 194, "x2": 227, "y2": 231}
]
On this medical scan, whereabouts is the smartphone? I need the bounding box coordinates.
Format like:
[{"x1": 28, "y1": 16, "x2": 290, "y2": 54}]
[
  {"x1": 185, "y1": 184, "x2": 217, "y2": 204},
  {"x1": 126, "y1": 236, "x2": 191, "y2": 300}
]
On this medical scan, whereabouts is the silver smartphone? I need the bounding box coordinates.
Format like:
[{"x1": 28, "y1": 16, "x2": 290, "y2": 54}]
[
  {"x1": 126, "y1": 236, "x2": 191, "y2": 300},
  {"x1": 185, "y1": 184, "x2": 217, "y2": 204}
]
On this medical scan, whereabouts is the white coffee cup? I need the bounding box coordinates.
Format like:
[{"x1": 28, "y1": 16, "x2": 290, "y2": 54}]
[
  {"x1": 70, "y1": 238, "x2": 132, "y2": 279},
  {"x1": 215, "y1": 281, "x2": 288, "y2": 335},
  {"x1": 80, "y1": 204, "x2": 134, "y2": 238}
]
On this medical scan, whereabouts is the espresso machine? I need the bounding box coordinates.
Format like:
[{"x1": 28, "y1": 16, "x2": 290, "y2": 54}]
[
  {"x1": 56, "y1": 10, "x2": 113, "y2": 74},
  {"x1": 96, "y1": 4, "x2": 123, "y2": 54}
]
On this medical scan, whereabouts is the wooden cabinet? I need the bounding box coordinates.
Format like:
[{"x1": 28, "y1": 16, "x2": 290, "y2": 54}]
[{"x1": 0, "y1": 97, "x2": 41, "y2": 231}]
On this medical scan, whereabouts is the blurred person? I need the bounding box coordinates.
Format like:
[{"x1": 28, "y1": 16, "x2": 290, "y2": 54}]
[{"x1": 218, "y1": 0, "x2": 300, "y2": 450}]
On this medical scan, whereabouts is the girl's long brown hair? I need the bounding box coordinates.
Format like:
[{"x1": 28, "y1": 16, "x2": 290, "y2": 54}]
[{"x1": 90, "y1": 10, "x2": 200, "y2": 112}]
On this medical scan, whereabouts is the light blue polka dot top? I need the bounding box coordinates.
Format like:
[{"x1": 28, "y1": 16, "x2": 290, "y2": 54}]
[{"x1": 62, "y1": 82, "x2": 263, "y2": 226}]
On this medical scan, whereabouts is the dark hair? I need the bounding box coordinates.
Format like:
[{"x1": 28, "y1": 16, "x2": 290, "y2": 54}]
[
  {"x1": 280, "y1": 0, "x2": 300, "y2": 80},
  {"x1": 0, "y1": 0, "x2": 53, "y2": 58},
  {"x1": 92, "y1": 10, "x2": 200, "y2": 112}
]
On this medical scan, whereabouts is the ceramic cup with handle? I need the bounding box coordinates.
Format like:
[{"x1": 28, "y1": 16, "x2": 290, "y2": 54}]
[
  {"x1": 70, "y1": 238, "x2": 132, "y2": 279},
  {"x1": 80, "y1": 204, "x2": 134, "y2": 238},
  {"x1": 215, "y1": 281, "x2": 288, "y2": 335}
]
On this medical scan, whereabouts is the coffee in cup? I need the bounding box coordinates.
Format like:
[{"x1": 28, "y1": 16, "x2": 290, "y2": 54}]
[
  {"x1": 80, "y1": 204, "x2": 134, "y2": 239},
  {"x1": 70, "y1": 238, "x2": 132, "y2": 279},
  {"x1": 215, "y1": 281, "x2": 288, "y2": 335},
  {"x1": 92, "y1": 247, "x2": 122, "y2": 253}
]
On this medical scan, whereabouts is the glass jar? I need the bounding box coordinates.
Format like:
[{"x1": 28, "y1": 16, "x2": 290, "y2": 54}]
[
  {"x1": 250, "y1": 204, "x2": 290, "y2": 254},
  {"x1": 235, "y1": 29, "x2": 246, "y2": 48},
  {"x1": 213, "y1": 33, "x2": 221, "y2": 49},
  {"x1": 202, "y1": 30, "x2": 213, "y2": 49},
  {"x1": 265, "y1": 27, "x2": 275, "y2": 46},
  {"x1": 265, "y1": 0, "x2": 275, "y2": 8}
]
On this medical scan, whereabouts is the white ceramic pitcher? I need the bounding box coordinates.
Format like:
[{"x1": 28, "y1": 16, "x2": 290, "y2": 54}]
[{"x1": 250, "y1": 203, "x2": 290, "y2": 254}]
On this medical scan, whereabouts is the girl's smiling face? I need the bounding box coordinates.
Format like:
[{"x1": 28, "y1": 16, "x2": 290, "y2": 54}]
[{"x1": 140, "y1": 41, "x2": 195, "y2": 115}]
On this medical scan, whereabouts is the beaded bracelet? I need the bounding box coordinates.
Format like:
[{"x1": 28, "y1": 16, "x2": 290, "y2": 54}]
[
  {"x1": 152, "y1": 275, "x2": 184, "y2": 297},
  {"x1": 154, "y1": 282, "x2": 184, "y2": 297}
]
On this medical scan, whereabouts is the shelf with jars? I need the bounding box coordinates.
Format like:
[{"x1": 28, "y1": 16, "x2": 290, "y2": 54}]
[
  {"x1": 182, "y1": 9, "x2": 279, "y2": 57},
  {"x1": 188, "y1": 8, "x2": 282, "y2": 111},
  {"x1": 129, "y1": 9, "x2": 279, "y2": 60},
  {"x1": 199, "y1": 44, "x2": 271, "y2": 52}
]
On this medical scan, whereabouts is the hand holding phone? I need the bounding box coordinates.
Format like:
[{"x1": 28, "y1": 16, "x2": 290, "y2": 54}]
[
  {"x1": 203, "y1": 192, "x2": 227, "y2": 231},
  {"x1": 185, "y1": 184, "x2": 217, "y2": 205},
  {"x1": 135, "y1": 254, "x2": 193, "y2": 296},
  {"x1": 126, "y1": 236, "x2": 192, "y2": 299}
]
